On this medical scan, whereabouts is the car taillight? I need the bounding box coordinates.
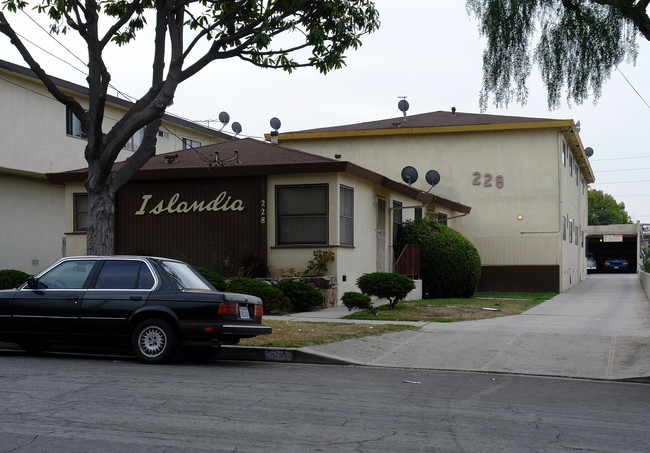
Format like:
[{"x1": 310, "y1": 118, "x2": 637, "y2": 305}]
[
  {"x1": 624, "y1": 260, "x2": 628, "y2": 265},
  {"x1": 605, "y1": 261, "x2": 610, "y2": 265},
  {"x1": 253, "y1": 305, "x2": 263, "y2": 317},
  {"x1": 218, "y1": 302, "x2": 237, "y2": 315}
]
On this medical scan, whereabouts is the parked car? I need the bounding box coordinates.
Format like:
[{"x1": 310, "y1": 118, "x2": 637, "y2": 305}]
[
  {"x1": 604, "y1": 258, "x2": 629, "y2": 271},
  {"x1": 0, "y1": 256, "x2": 271, "y2": 363},
  {"x1": 586, "y1": 256, "x2": 597, "y2": 272}
]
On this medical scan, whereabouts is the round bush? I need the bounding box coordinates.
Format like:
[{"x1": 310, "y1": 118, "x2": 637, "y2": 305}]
[
  {"x1": 227, "y1": 278, "x2": 290, "y2": 313},
  {"x1": 0, "y1": 269, "x2": 30, "y2": 290},
  {"x1": 278, "y1": 279, "x2": 324, "y2": 312},
  {"x1": 193, "y1": 266, "x2": 227, "y2": 291},
  {"x1": 395, "y1": 218, "x2": 481, "y2": 298},
  {"x1": 356, "y1": 272, "x2": 415, "y2": 309},
  {"x1": 341, "y1": 291, "x2": 372, "y2": 311}
]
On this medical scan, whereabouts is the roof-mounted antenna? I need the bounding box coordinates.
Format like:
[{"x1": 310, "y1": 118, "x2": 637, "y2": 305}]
[
  {"x1": 270, "y1": 117, "x2": 281, "y2": 144},
  {"x1": 218, "y1": 111, "x2": 230, "y2": 131},
  {"x1": 231, "y1": 121, "x2": 242, "y2": 139},
  {"x1": 425, "y1": 170, "x2": 441, "y2": 193},
  {"x1": 398, "y1": 97, "x2": 409, "y2": 120},
  {"x1": 213, "y1": 150, "x2": 242, "y2": 167}
]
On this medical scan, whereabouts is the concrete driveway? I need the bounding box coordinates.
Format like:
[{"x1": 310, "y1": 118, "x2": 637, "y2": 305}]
[{"x1": 303, "y1": 274, "x2": 650, "y2": 380}]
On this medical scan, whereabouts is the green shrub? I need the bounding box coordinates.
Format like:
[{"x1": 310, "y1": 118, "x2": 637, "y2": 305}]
[
  {"x1": 193, "y1": 266, "x2": 227, "y2": 291},
  {"x1": 278, "y1": 279, "x2": 324, "y2": 312},
  {"x1": 0, "y1": 269, "x2": 30, "y2": 290},
  {"x1": 395, "y1": 217, "x2": 481, "y2": 298},
  {"x1": 305, "y1": 249, "x2": 335, "y2": 276},
  {"x1": 356, "y1": 272, "x2": 415, "y2": 309},
  {"x1": 341, "y1": 291, "x2": 372, "y2": 311},
  {"x1": 227, "y1": 278, "x2": 290, "y2": 313}
]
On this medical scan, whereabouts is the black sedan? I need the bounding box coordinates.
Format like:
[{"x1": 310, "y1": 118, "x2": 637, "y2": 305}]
[{"x1": 0, "y1": 256, "x2": 271, "y2": 363}]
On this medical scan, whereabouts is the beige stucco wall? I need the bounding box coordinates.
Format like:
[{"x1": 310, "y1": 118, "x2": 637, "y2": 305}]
[
  {"x1": 0, "y1": 69, "x2": 225, "y2": 175},
  {"x1": 0, "y1": 173, "x2": 65, "y2": 273},
  {"x1": 282, "y1": 127, "x2": 590, "y2": 292}
]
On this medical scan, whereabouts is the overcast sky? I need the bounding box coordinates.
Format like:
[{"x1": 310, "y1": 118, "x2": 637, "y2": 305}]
[{"x1": 2, "y1": 0, "x2": 649, "y2": 222}]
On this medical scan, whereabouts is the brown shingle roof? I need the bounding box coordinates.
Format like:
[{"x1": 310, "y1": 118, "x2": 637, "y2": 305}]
[{"x1": 47, "y1": 138, "x2": 471, "y2": 214}]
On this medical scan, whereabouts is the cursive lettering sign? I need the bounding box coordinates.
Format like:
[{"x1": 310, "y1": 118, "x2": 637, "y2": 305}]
[{"x1": 135, "y1": 192, "x2": 245, "y2": 215}]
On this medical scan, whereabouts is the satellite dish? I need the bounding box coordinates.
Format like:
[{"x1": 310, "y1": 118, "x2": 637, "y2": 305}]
[
  {"x1": 218, "y1": 111, "x2": 230, "y2": 126},
  {"x1": 425, "y1": 170, "x2": 441, "y2": 187},
  {"x1": 585, "y1": 147, "x2": 594, "y2": 158},
  {"x1": 270, "y1": 117, "x2": 281, "y2": 131},
  {"x1": 398, "y1": 99, "x2": 409, "y2": 115},
  {"x1": 401, "y1": 166, "x2": 418, "y2": 186},
  {"x1": 231, "y1": 122, "x2": 242, "y2": 136}
]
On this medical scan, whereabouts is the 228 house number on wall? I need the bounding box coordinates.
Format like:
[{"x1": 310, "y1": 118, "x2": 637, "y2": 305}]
[{"x1": 472, "y1": 171, "x2": 504, "y2": 189}]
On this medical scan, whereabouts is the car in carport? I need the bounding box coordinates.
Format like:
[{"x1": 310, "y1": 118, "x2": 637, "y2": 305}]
[
  {"x1": 0, "y1": 256, "x2": 271, "y2": 363},
  {"x1": 604, "y1": 258, "x2": 629, "y2": 272}
]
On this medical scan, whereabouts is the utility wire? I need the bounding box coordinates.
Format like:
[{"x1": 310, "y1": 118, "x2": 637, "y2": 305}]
[{"x1": 616, "y1": 65, "x2": 650, "y2": 110}]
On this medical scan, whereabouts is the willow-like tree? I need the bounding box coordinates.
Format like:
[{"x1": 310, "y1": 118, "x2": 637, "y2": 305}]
[
  {"x1": 467, "y1": 0, "x2": 647, "y2": 110},
  {"x1": 0, "y1": 0, "x2": 379, "y2": 255},
  {"x1": 588, "y1": 189, "x2": 632, "y2": 225}
]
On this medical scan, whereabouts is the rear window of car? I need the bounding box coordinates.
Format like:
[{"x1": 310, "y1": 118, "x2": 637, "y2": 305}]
[
  {"x1": 94, "y1": 260, "x2": 155, "y2": 289},
  {"x1": 159, "y1": 260, "x2": 212, "y2": 290}
]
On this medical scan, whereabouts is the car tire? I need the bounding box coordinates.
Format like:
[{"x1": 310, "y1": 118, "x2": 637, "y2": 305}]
[{"x1": 131, "y1": 319, "x2": 177, "y2": 364}]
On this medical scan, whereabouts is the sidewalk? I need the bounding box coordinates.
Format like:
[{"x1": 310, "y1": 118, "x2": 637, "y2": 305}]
[{"x1": 247, "y1": 274, "x2": 650, "y2": 381}]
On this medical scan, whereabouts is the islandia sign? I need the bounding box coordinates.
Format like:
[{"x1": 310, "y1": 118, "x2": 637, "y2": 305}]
[{"x1": 134, "y1": 191, "x2": 246, "y2": 216}]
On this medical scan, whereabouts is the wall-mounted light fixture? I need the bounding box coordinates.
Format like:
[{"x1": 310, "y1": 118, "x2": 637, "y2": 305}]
[{"x1": 517, "y1": 214, "x2": 524, "y2": 221}]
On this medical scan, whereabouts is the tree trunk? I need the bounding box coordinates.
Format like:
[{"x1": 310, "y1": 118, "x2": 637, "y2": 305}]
[{"x1": 86, "y1": 183, "x2": 116, "y2": 255}]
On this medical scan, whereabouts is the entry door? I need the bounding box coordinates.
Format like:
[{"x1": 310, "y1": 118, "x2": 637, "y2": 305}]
[{"x1": 376, "y1": 197, "x2": 386, "y2": 272}]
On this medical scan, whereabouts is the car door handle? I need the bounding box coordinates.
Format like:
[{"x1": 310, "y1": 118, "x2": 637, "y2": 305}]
[
  {"x1": 130, "y1": 296, "x2": 142, "y2": 301},
  {"x1": 67, "y1": 295, "x2": 79, "y2": 300}
]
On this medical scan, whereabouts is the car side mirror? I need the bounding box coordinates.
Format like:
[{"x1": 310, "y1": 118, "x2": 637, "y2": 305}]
[{"x1": 26, "y1": 276, "x2": 39, "y2": 289}]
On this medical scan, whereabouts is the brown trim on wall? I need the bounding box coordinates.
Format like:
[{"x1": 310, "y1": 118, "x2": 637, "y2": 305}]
[{"x1": 478, "y1": 265, "x2": 560, "y2": 293}]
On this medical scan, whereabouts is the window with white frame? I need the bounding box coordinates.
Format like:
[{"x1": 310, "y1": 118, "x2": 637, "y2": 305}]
[
  {"x1": 182, "y1": 138, "x2": 201, "y2": 149},
  {"x1": 124, "y1": 128, "x2": 145, "y2": 151},
  {"x1": 436, "y1": 212, "x2": 448, "y2": 226},
  {"x1": 276, "y1": 185, "x2": 328, "y2": 246},
  {"x1": 340, "y1": 185, "x2": 354, "y2": 246},
  {"x1": 74, "y1": 193, "x2": 88, "y2": 232},
  {"x1": 562, "y1": 142, "x2": 567, "y2": 166},
  {"x1": 414, "y1": 207, "x2": 423, "y2": 220},
  {"x1": 569, "y1": 218, "x2": 574, "y2": 243},
  {"x1": 562, "y1": 216, "x2": 567, "y2": 240},
  {"x1": 66, "y1": 107, "x2": 86, "y2": 139}
]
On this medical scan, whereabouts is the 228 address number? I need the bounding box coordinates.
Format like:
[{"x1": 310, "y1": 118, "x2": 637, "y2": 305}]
[{"x1": 472, "y1": 172, "x2": 504, "y2": 189}]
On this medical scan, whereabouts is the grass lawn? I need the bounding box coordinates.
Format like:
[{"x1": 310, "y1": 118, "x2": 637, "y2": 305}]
[
  {"x1": 343, "y1": 292, "x2": 557, "y2": 322},
  {"x1": 239, "y1": 292, "x2": 556, "y2": 348},
  {"x1": 239, "y1": 321, "x2": 416, "y2": 348}
]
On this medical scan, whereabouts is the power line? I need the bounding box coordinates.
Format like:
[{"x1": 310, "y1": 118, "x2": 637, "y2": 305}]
[
  {"x1": 591, "y1": 155, "x2": 650, "y2": 161},
  {"x1": 595, "y1": 167, "x2": 650, "y2": 173},
  {"x1": 591, "y1": 180, "x2": 650, "y2": 184},
  {"x1": 616, "y1": 65, "x2": 650, "y2": 110}
]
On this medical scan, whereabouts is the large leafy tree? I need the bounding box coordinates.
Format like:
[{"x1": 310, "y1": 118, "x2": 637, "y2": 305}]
[
  {"x1": 467, "y1": 0, "x2": 646, "y2": 109},
  {"x1": 588, "y1": 189, "x2": 632, "y2": 225},
  {"x1": 0, "y1": 0, "x2": 379, "y2": 254}
]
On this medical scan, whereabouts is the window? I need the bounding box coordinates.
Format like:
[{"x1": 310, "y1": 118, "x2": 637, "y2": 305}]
[
  {"x1": 94, "y1": 260, "x2": 155, "y2": 290},
  {"x1": 392, "y1": 201, "x2": 402, "y2": 246},
  {"x1": 581, "y1": 177, "x2": 585, "y2": 195},
  {"x1": 569, "y1": 219, "x2": 574, "y2": 243},
  {"x1": 414, "y1": 207, "x2": 423, "y2": 220},
  {"x1": 575, "y1": 225, "x2": 579, "y2": 246},
  {"x1": 182, "y1": 138, "x2": 201, "y2": 149},
  {"x1": 562, "y1": 216, "x2": 567, "y2": 240},
  {"x1": 37, "y1": 260, "x2": 97, "y2": 289},
  {"x1": 158, "y1": 130, "x2": 169, "y2": 139},
  {"x1": 569, "y1": 155, "x2": 573, "y2": 176},
  {"x1": 124, "y1": 128, "x2": 145, "y2": 151},
  {"x1": 340, "y1": 186, "x2": 354, "y2": 246},
  {"x1": 66, "y1": 107, "x2": 86, "y2": 139},
  {"x1": 562, "y1": 142, "x2": 567, "y2": 166},
  {"x1": 276, "y1": 185, "x2": 328, "y2": 246},
  {"x1": 436, "y1": 212, "x2": 448, "y2": 226},
  {"x1": 74, "y1": 193, "x2": 88, "y2": 232}
]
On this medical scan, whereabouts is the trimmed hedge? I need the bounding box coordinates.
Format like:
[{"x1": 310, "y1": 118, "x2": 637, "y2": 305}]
[
  {"x1": 193, "y1": 266, "x2": 227, "y2": 291},
  {"x1": 277, "y1": 279, "x2": 324, "y2": 312},
  {"x1": 356, "y1": 272, "x2": 415, "y2": 309},
  {"x1": 227, "y1": 278, "x2": 290, "y2": 313},
  {"x1": 395, "y1": 218, "x2": 481, "y2": 298},
  {"x1": 341, "y1": 291, "x2": 372, "y2": 311},
  {"x1": 0, "y1": 269, "x2": 30, "y2": 290}
]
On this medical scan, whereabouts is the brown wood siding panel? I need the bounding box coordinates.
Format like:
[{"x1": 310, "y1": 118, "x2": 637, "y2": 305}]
[
  {"x1": 115, "y1": 176, "x2": 267, "y2": 272},
  {"x1": 478, "y1": 265, "x2": 560, "y2": 293}
]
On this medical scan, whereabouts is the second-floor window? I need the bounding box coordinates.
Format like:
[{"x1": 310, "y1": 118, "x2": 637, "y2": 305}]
[
  {"x1": 183, "y1": 138, "x2": 201, "y2": 149},
  {"x1": 66, "y1": 107, "x2": 86, "y2": 139},
  {"x1": 125, "y1": 129, "x2": 145, "y2": 151}
]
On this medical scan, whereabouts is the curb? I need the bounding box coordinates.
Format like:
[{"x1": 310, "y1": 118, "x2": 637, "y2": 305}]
[{"x1": 215, "y1": 345, "x2": 352, "y2": 366}]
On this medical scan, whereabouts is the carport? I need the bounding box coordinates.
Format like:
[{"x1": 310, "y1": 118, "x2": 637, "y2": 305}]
[{"x1": 586, "y1": 224, "x2": 640, "y2": 273}]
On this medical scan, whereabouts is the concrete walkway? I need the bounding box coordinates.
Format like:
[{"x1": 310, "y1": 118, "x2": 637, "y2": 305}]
[{"x1": 292, "y1": 274, "x2": 650, "y2": 380}]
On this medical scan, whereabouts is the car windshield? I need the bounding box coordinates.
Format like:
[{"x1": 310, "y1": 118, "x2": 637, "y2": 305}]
[{"x1": 160, "y1": 260, "x2": 213, "y2": 290}]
